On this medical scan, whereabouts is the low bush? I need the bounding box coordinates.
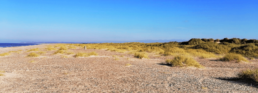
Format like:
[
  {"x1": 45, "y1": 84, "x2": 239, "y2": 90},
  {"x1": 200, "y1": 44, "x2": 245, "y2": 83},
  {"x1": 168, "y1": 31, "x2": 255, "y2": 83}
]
[
  {"x1": 166, "y1": 55, "x2": 203, "y2": 68},
  {"x1": 230, "y1": 44, "x2": 258, "y2": 57},
  {"x1": 27, "y1": 52, "x2": 39, "y2": 57},
  {"x1": 188, "y1": 38, "x2": 204, "y2": 45},
  {"x1": 238, "y1": 69, "x2": 258, "y2": 83},
  {"x1": 220, "y1": 53, "x2": 249, "y2": 63},
  {"x1": 134, "y1": 52, "x2": 148, "y2": 59},
  {"x1": 194, "y1": 42, "x2": 231, "y2": 54}
]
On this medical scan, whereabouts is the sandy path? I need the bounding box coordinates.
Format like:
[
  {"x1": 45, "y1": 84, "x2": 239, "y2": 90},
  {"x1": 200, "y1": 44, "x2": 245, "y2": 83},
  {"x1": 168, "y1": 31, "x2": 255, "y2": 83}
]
[{"x1": 0, "y1": 44, "x2": 258, "y2": 93}]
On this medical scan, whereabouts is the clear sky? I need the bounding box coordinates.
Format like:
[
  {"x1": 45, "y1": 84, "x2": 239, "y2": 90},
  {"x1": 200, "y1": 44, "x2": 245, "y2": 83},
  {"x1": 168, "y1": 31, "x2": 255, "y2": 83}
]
[{"x1": 0, "y1": 0, "x2": 258, "y2": 43}]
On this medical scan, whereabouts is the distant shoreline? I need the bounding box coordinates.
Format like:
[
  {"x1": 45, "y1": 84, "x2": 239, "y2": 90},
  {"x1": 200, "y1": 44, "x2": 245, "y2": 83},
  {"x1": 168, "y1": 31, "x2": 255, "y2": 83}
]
[{"x1": 0, "y1": 43, "x2": 40, "y2": 48}]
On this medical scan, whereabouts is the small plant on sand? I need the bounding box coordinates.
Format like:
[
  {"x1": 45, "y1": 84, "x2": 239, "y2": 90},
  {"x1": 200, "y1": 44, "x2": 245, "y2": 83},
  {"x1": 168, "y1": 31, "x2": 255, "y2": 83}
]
[
  {"x1": 125, "y1": 63, "x2": 132, "y2": 67},
  {"x1": 166, "y1": 55, "x2": 203, "y2": 68},
  {"x1": 238, "y1": 69, "x2": 258, "y2": 83},
  {"x1": 134, "y1": 52, "x2": 148, "y2": 59},
  {"x1": 114, "y1": 57, "x2": 119, "y2": 60},
  {"x1": 62, "y1": 55, "x2": 68, "y2": 58},
  {"x1": 0, "y1": 52, "x2": 10, "y2": 56},
  {"x1": 0, "y1": 71, "x2": 5, "y2": 76},
  {"x1": 28, "y1": 48, "x2": 39, "y2": 52},
  {"x1": 27, "y1": 52, "x2": 39, "y2": 57},
  {"x1": 29, "y1": 60, "x2": 36, "y2": 63},
  {"x1": 220, "y1": 53, "x2": 249, "y2": 63}
]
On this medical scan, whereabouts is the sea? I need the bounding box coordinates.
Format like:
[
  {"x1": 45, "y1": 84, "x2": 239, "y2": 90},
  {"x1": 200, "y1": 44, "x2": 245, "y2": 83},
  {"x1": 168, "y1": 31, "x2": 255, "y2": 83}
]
[{"x1": 0, "y1": 43, "x2": 39, "y2": 48}]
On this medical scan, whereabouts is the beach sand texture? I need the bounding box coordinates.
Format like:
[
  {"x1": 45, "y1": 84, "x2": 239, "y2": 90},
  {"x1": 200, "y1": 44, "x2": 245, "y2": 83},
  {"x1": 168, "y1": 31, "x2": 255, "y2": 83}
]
[{"x1": 0, "y1": 44, "x2": 258, "y2": 93}]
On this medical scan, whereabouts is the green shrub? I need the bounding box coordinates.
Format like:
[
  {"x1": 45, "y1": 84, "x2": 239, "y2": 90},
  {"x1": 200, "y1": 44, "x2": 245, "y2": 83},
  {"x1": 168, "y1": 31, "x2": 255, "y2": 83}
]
[
  {"x1": 134, "y1": 52, "x2": 148, "y2": 59},
  {"x1": 194, "y1": 42, "x2": 231, "y2": 54},
  {"x1": 166, "y1": 55, "x2": 203, "y2": 68},
  {"x1": 230, "y1": 44, "x2": 258, "y2": 57},
  {"x1": 188, "y1": 38, "x2": 204, "y2": 45},
  {"x1": 238, "y1": 69, "x2": 258, "y2": 82},
  {"x1": 220, "y1": 53, "x2": 249, "y2": 63}
]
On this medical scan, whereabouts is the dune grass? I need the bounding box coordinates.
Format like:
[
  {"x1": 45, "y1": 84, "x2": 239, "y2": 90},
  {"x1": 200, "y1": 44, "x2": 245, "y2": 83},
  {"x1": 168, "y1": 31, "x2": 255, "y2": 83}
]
[
  {"x1": 27, "y1": 52, "x2": 39, "y2": 57},
  {"x1": 74, "y1": 52, "x2": 98, "y2": 58},
  {"x1": 220, "y1": 53, "x2": 249, "y2": 63},
  {"x1": 0, "y1": 71, "x2": 5, "y2": 76},
  {"x1": 166, "y1": 55, "x2": 203, "y2": 68},
  {"x1": 28, "y1": 48, "x2": 39, "y2": 52},
  {"x1": 134, "y1": 52, "x2": 149, "y2": 59},
  {"x1": 186, "y1": 49, "x2": 219, "y2": 58},
  {"x1": 238, "y1": 69, "x2": 258, "y2": 83},
  {"x1": 45, "y1": 46, "x2": 57, "y2": 51},
  {"x1": 0, "y1": 52, "x2": 10, "y2": 56}
]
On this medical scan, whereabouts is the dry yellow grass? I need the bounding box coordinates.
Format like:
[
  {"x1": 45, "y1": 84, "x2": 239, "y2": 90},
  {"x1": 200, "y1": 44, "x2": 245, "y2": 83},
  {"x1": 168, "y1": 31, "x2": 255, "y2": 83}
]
[
  {"x1": 0, "y1": 71, "x2": 5, "y2": 76},
  {"x1": 9, "y1": 50, "x2": 22, "y2": 54},
  {"x1": 37, "y1": 51, "x2": 46, "y2": 55},
  {"x1": 238, "y1": 69, "x2": 258, "y2": 83},
  {"x1": 27, "y1": 52, "x2": 39, "y2": 57},
  {"x1": 74, "y1": 52, "x2": 88, "y2": 58},
  {"x1": 62, "y1": 55, "x2": 68, "y2": 58},
  {"x1": 220, "y1": 53, "x2": 249, "y2": 63},
  {"x1": 0, "y1": 52, "x2": 10, "y2": 56},
  {"x1": 166, "y1": 55, "x2": 203, "y2": 68},
  {"x1": 59, "y1": 46, "x2": 68, "y2": 50},
  {"x1": 28, "y1": 48, "x2": 39, "y2": 52},
  {"x1": 45, "y1": 46, "x2": 57, "y2": 51},
  {"x1": 125, "y1": 63, "x2": 132, "y2": 67},
  {"x1": 134, "y1": 52, "x2": 149, "y2": 59},
  {"x1": 186, "y1": 49, "x2": 219, "y2": 58},
  {"x1": 29, "y1": 60, "x2": 36, "y2": 63}
]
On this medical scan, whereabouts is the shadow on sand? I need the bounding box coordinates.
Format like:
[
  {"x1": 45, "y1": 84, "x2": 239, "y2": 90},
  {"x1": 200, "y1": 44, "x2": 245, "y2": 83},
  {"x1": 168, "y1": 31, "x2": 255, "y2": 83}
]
[
  {"x1": 157, "y1": 63, "x2": 172, "y2": 67},
  {"x1": 216, "y1": 77, "x2": 258, "y2": 88}
]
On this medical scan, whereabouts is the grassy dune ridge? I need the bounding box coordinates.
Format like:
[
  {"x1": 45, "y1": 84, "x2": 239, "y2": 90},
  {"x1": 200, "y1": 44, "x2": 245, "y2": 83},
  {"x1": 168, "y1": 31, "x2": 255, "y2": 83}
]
[{"x1": 1, "y1": 38, "x2": 258, "y2": 84}]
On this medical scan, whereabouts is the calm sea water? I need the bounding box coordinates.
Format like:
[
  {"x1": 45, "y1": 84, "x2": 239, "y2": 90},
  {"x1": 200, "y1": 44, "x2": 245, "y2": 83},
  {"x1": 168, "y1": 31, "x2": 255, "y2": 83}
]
[{"x1": 0, "y1": 43, "x2": 39, "y2": 48}]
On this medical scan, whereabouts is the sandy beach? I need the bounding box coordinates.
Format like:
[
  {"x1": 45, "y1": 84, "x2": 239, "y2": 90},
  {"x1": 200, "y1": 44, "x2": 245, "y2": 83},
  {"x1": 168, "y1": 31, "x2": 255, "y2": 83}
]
[{"x1": 0, "y1": 44, "x2": 258, "y2": 93}]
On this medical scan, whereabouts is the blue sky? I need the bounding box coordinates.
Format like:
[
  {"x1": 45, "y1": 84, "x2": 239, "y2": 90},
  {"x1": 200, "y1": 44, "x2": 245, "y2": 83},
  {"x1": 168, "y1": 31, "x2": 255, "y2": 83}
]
[{"x1": 0, "y1": 0, "x2": 257, "y2": 43}]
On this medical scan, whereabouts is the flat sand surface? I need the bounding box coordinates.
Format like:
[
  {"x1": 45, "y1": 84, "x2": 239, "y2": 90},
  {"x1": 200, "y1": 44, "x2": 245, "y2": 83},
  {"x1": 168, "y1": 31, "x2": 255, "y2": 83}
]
[{"x1": 0, "y1": 44, "x2": 258, "y2": 93}]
